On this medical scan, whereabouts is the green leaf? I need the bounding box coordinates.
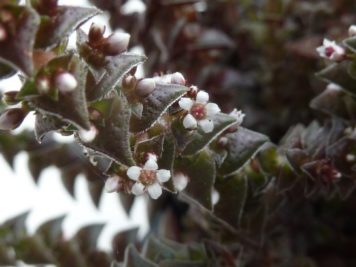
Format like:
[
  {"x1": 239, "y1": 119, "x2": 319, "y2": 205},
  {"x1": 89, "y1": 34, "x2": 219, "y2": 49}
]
[
  {"x1": 158, "y1": 136, "x2": 176, "y2": 192},
  {"x1": 343, "y1": 36, "x2": 356, "y2": 53},
  {"x1": 2, "y1": 211, "x2": 29, "y2": 241},
  {"x1": 0, "y1": 6, "x2": 40, "y2": 75},
  {"x1": 214, "y1": 174, "x2": 248, "y2": 228},
  {"x1": 134, "y1": 135, "x2": 164, "y2": 162},
  {"x1": 182, "y1": 113, "x2": 237, "y2": 156},
  {"x1": 316, "y1": 62, "x2": 356, "y2": 96},
  {"x1": 34, "y1": 113, "x2": 67, "y2": 142},
  {"x1": 142, "y1": 236, "x2": 176, "y2": 263},
  {"x1": 176, "y1": 151, "x2": 216, "y2": 210},
  {"x1": 35, "y1": 6, "x2": 100, "y2": 48},
  {"x1": 28, "y1": 55, "x2": 91, "y2": 130},
  {"x1": 88, "y1": 179, "x2": 104, "y2": 207},
  {"x1": 124, "y1": 245, "x2": 158, "y2": 267},
  {"x1": 219, "y1": 127, "x2": 269, "y2": 176},
  {"x1": 87, "y1": 53, "x2": 147, "y2": 101},
  {"x1": 74, "y1": 223, "x2": 105, "y2": 254},
  {"x1": 130, "y1": 83, "x2": 188, "y2": 132},
  {"x1": 81, "y1": 94, "x2": 135, "y2": 166},
  {"x1": 35, "y1": 215, "x2": 65, "y2": 247},
  {"x1": 310, "y1": 86, "x2": 356, "y2": 120}
]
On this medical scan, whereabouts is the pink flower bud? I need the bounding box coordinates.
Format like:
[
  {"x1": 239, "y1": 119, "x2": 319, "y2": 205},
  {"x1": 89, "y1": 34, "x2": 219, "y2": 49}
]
[
  {"x1": 171, "y1": 72, "x2": 186, "y2": 85},
  {"x1": 0, "y1": 24, "x2": 7, "y2": 42},
  {"x1": 105, "y1": 176, "x2": 120, "y2": 193},
  {"x1": 173, "y1": 173, "x2": 189, "y2": 192},
  {"x1": 55, "y1": 72, "x2": 78, "y2": 93},
  {"x1": 135, "y1": 78, "x2": 156, "y2": 97},
  {"x1": 349, "y1": 25, "x2": 356, "y2": 37},
  {"x1": 78, "y1": 125, "x2": 98, "y2": 143},
  {"x1": 0, "y1": 108, "x2": 26, "y2": 130},
  {"x1": 102, "y1": 32, "x2": 130, "y2": 56}
]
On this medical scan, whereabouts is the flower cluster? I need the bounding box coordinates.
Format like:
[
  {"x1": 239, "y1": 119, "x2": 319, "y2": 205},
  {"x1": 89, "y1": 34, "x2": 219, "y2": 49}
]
[{"x1": 126, "y1": 154, "x2": 171, "y2": 199}]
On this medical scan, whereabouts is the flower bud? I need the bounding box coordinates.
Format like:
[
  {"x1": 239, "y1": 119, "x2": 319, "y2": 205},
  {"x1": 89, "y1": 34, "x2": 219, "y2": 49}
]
[
  {"x1": 88, "y1": 23, "x2": 105, "y2": 44},
  {"x1": 2, "y1": 91, "x2": 19, "y2": 105},
  {"x1": 102, "y1": 32, "x2": 130, "y2": 56},
  {"x1": 105, "y1": 176, "x2": 120, "y2": 193},
  {"x1": 135, "y1": 78, "x2": 156, "y2": 97},
  {"x1": 0, "y1": 24, "x2": 7, "y2": 42},
  {"x1": 55, "y1": 72, "x2": 78, "y2": 93},
  {"x1": 78, "y1": 125, "x2": 98, "y2": 143},
  {"x1": 122, "y1": 75, "x2": 136, "y2": 91},
  {"x1": 171, "y1": 72, "x2": 186, "y2": 85},
  {"x1": 349, "y1": 25, "x2": 356, "y2": 37},
  {"x1": 0, "y1": 108, "x2": 26, "y2": 130},
  {"x1": 187, "y1": 85, "x2": 198, "y2": 98},
  {"x1": 173, "y1": 173, "x2": 189, "y2": 192},
  {"x1": 36, "y1": 75, "x2": 51, "y2": 95}
]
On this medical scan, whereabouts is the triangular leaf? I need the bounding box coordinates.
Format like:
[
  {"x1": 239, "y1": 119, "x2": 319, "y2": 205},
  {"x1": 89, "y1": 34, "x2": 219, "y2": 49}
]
[
  {"x1": 74, "y1": 223, "x2": 105, "y2": 254},
  {"x1": 87, "y1": 53, "x2": 146, "y2": 101},
  {"x1": 0, "y1": 5, "x2": 40, "y2": 75},
  {"x1": 34, "y1": 113, "x2": 67, "y2": 143},
  {"x1": 219, "y1": 127, "x2": 269, "y2": 176},
  {"x1": 130, "y1": 83, "x2": 188, "y2": 132},
  {"x1": 81, "y1": 94, "x2": 135, "y2": 166},
  {"x1": 182, "y1": 113, "x2": 237, "y2": 156},
  {"x1": 35, "y1": 6, "x2": 100, "y2": 48}
]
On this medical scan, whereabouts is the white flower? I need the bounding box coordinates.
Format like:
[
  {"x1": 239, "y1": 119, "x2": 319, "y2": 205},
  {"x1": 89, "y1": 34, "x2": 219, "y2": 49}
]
[
  {"x1": 316, "y1": 38, "x2": 345, "y2": 61},
  {"x1": 172, "y1": 173, "x2": 189, "y2": 192},
  {"x1": 229, "y1": 108, "x2": 245, "y2": 125},
  {"x1": 55, "y1": 72, "x2": 78, "y2": 93},
  {"x1": 127, "y1": 156, "x2": 171, "y2": 199},
  {"x1": 178, "y1": 90, "x2": 221, "y2": 133},
  {"x1": 349, "y1": 25, "x2": 356, "y2": 37},
  {"x1": 78, "y1": 125, "x2": 98, "y2": 143}
]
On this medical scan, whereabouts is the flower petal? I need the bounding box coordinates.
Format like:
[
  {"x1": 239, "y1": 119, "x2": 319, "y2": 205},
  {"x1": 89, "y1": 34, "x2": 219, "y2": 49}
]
[
  {"x1": 147, "y1": 183, "x2": 162, "y2": 199},
  {"x1": 127, "y1": 166, "x2": 141, "y2": 181},
  {"x1": 196, "y1": 91, "x2": 209, "y2": 104},
  {"x1": 178, "y1": 97, "x2": 194, "y2": 111},
  {"x1": 131, "y1": 182, "x2": 145, "y2": 196},
  {"x1": 157, "y1": 169, "x2": 171, "y2": 183},
  {"x1": 144, "y1": 158, "x2": 158, "y2": 170},
  {"x1": 205, "y1": 103, "x2": 221, "y2": 117},
  {"x1": 183, "y1": 114, "x2": 197, "y2": 129},
  {"x1": 198, "y1": 119, "x2": 214, "y2": 133},
  {"x1": 104, "y1": 176, "x2": 119, "y2": 193}
]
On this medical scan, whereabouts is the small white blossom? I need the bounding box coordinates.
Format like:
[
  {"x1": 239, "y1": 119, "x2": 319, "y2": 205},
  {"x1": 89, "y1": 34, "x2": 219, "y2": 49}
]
[
  {"x1": 79, "y1": 125, "x2": 98, "y2": 143},
  {"x1": 349, "y1": 25, "x2": 356, "y2": 37},
  {"x1": 105, "y1": 176, "x2": 120, "y2": 193},
  {"x1": 229, "y1": 108, "x2": 245, "y2": 125},
  {"x1": 172, "y1": 173, "x2": 189, "y2": 192},
  {"x1": 127, "y1": 156, "x2": 171, "y2": 199},
  {"x1": 36, "y1": 76, "x2": 51, "y2": 94},
  {"x1": 135, "y1": 78, "x2": 156, "y2": 97},
  {"x1": 178, "y1": 90, "x2": 220, "y2": 133},
  {"x1": 212, "y1": 189, "x2": 220, "y2": 206},
  {"x1": 55, "y1": 72, "x2": 78, "y2": 93},
  {"x1": 316, "y1": 38, "x2": 345, "y2": 62},
  {"x1": 326, "y1": 83, "x2": 342, "y2": 91},
  {"x1": 346, "y1": 154, "x2": 356, "y2": 162}
]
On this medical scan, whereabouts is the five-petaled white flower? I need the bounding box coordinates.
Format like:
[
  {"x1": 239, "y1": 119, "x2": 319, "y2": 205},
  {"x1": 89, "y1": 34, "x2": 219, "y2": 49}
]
[
  {"x1": 178, "y1": 90, "x2": 220, "y2": 133},
  {"x1": 316, "y1": 38, "x2": 345, "y2": 62},
  {"x1": 127, "y1": 154, "x2": 171, "y2": 199}
]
